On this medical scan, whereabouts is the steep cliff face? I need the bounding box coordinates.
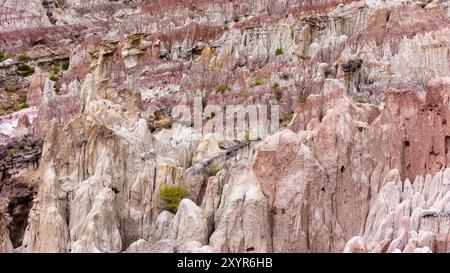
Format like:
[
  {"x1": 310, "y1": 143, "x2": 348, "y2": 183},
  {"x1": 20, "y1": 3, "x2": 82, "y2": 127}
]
[{"x1": 1, "y1": 0, "x2": 450, "y2": 253}]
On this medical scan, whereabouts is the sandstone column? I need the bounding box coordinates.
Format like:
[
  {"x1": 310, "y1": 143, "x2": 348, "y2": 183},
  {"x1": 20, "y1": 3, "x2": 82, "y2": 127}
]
[{"x1": 121, "y1": 33, "x2": 151, "y2": 112}]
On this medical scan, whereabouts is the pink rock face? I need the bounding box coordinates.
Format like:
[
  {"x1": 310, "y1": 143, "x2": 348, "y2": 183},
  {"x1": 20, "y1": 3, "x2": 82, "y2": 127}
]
[
  {"x1": 32, "y1": 96, "x2": 80, "y2": 137},
  {"x1": 26, "y1": 74, "x2": 45, "y2": 107},
  {"x1": 253, "y1": 129, "x2": 345, "y2": 252},
  {"x1": 370, "y1": 78, "x2": 450, "y2": 183}
]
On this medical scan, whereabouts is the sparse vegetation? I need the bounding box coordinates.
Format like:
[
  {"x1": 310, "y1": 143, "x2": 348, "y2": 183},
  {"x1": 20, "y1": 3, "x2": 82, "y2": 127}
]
[
  {"x1": 272, "y1": 82, "x2": 282, "y2": 101},
  {"x1": 275, "y1": 48, "x2": 284, "y2": 55},
  {"x1": 343, "y1": 59, "x2": 363, "y2": 73},
  {"x1": 62, "y1": 59, "x2": 70, "y2": 70},
  {"x1": 357, "y1": 99, "x2": 367, "y2": 104},
  {"x1": 223, "y1": 24, "x2": 229, "y2": 31},
  {"x1": 18, "y1": 54, "x2": 31, "y2": 61},
  {"x1": 52, "y1": 66, "x2": 60, "y2": 75},
  {"x1": 250, "y1": 79, "x2": 262, "y2": 87},
  {"x1": 160, "y1": 184, "x2": 187, "y2": 213},
  {"x1": 49, "y1": 74, "x2": 59, "y2": 82},
  {"x1": 298, "y1": 95, "x2": 308, "y2": 104},
  {"x1": 0, "y1": 52, "x2": 6, "y2": 62},
  {"x1": 322, "y1": 65, "x2": 333, "y2": 77},
  {"x1": 56, "y1": 0, "x2": 67, "y2": 7},
  {"x1": 8, "y1": 148, "x2": 23, "y2": 156},
  {"x1": 216, "y1": 84, "x2": 231, "y2": 94},
  {"x1": 244, "y1": 132, "x2": 251, "y2": 141},
  {"x1": 17, "y1": 64, "x2": 34, "y2": 77},
  {"x1": 207, "y1": 165, "x2": 221, "y2": 176},
  {"x1": 279, "y1": 111, "x2": 294, "y2": 125},
  {"x1": 1, "y1": 100, "x2": 29, "y2": 115},
  {"x1": 281, "y1": 72, "x2": 290, "y2": 80},
  {"x1": 232, "y1": 15, "x2": 240, "y2": 22}
]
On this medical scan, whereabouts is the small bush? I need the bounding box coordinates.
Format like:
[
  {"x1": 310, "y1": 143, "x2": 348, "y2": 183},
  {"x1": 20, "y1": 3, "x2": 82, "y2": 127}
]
[
  {"x1": 232, "y1": 15, "x2": 240, "y2": 22},
  {"x1": 52, "y1": 66, "x2": 60, "y2": 74},
  {"x1": 49, "y1": 75, "x2": 59, "y2": 82},
  {"x1": 207, "y1": 166, "x2": 221, "y2": 176},
  {"x1": 281, "y1": 72, "x2": 290, "y2": 80},
  {"x1": 160, "y1": 184, "x2": 187, "y2": 213},
  {"x1": 357, "y1": 99, "x2": 366, "y2": 104},
  {"x1": 275, "y1": 48, "x2": 284, "y2": 55},
  {"x1": 322, "y1": 65, "x2": 333, "y2": 77},
  {"x1": 298, "y1": 95, "x2": 308, "y2": 103},
  {"x1": 279, "y1": 111, "x2": 294, "y2": 125},
  {"x1": 17, "y1": 64, "x2": 34, "y2": 77},
  {"x1": 18, "y1": 54, "x2": 31, "y2": 61},
  {"x1": 250, "y1": 79, "x2": 262, "y2": 87},
  {"x1": 272, "y1": 82, "x2": 282, "y2": 101},
  {"x1": 1, "y1": 100, "x2": 29, "y2": 115},
  {"x1": 216, "y1": 84, "x2": 231, "y2": 94},
  {"x1": 223, "y1": 24, "x2": 229, "y2": 31},
  {"x1": 8, "y1": 148, "x2": 22, "y2": 156},
  {"x1": 62, "y1": 59, "x2": 70, "y2": 70},
  {"x1": 244, "y1": 132, "x2": 251, "y2": 141},
  {"x1": 14, "y1": 102, "x2": 29, "y2": 111},
  {"x1": 0, "y1": 52, "x2": 6, "y2": 62}
]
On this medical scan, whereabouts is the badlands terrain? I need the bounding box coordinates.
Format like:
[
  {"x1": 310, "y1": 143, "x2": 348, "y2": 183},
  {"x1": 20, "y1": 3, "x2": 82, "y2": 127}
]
[{"x1": 1, "y1": 0, "x2": 450, "y2": 253}]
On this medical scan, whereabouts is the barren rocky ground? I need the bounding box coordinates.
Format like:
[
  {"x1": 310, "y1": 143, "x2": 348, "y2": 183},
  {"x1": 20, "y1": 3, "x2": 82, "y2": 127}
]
[{"x1": 1, "y1": 0, "x2": 450, "y2": 253}]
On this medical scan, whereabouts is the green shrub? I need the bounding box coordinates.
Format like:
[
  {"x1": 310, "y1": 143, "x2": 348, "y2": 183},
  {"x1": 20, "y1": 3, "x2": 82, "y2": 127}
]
[
  {"x1": 49, "y1": 75, "x2": 59, "y2": 82},
  {"x1": 160, "y1": 184, "x2": 187, "y2": 213},
  {"x1": 298, "y1": 95, "x2": 308, "y2": 103},
  {"x1": 250, "y1": 79, "x2": 262, "y2": 87},
  {"x1": 14, "y1": 102, "x2": 29, "y2": 111},
  {"x1": 279, "y1": 111, "x2": 294, "y2": 125},
  {"x1": 8, "y1": 148, "x2": 22, "y2": 156},
  {"x1": 244, "y1": 132, "x2": 250, "y2": 141},
  {"x1": 207, "y1": 166, "x2": 221, "y2": 176},
  {"x1": 216, "y1": 84, "x2": 231, "y2": 94},
  {"x1": 321, "y1": 65, "x2": 333, "y2": 77},
  {"x1": 0, "y1": 52, "x2": 6, "y2": 62},
  {"x1": 223, "y1": 24, "x2": 229, "y2": 30},
  {"x1": 357, "y1": 99, "x2": 366, "y2": 104},
  {"x1": 17, "y1": 64, "x2": 34, "y2": 77},
  {"x1": 272, "y1": 82, "x2": 282, "y2": 101},
  {"x1": 62, "y1": 59, "x2": 70, "y2": 70},
  {"x1": 52, "y1": 66, "x2": 60, "y2": 74},
  {"x1": 275, "y1": 48, "x2": 284, "y2": 55},
  {"x1": 18, "y1": 54, "x2": 31, "y2": 61},
  {"x1": 1, "y1": 100, "x2": 29, "y2": 115},
  {"x1": 232, "y1": 15, "x2": 240, "y2": 22}
]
